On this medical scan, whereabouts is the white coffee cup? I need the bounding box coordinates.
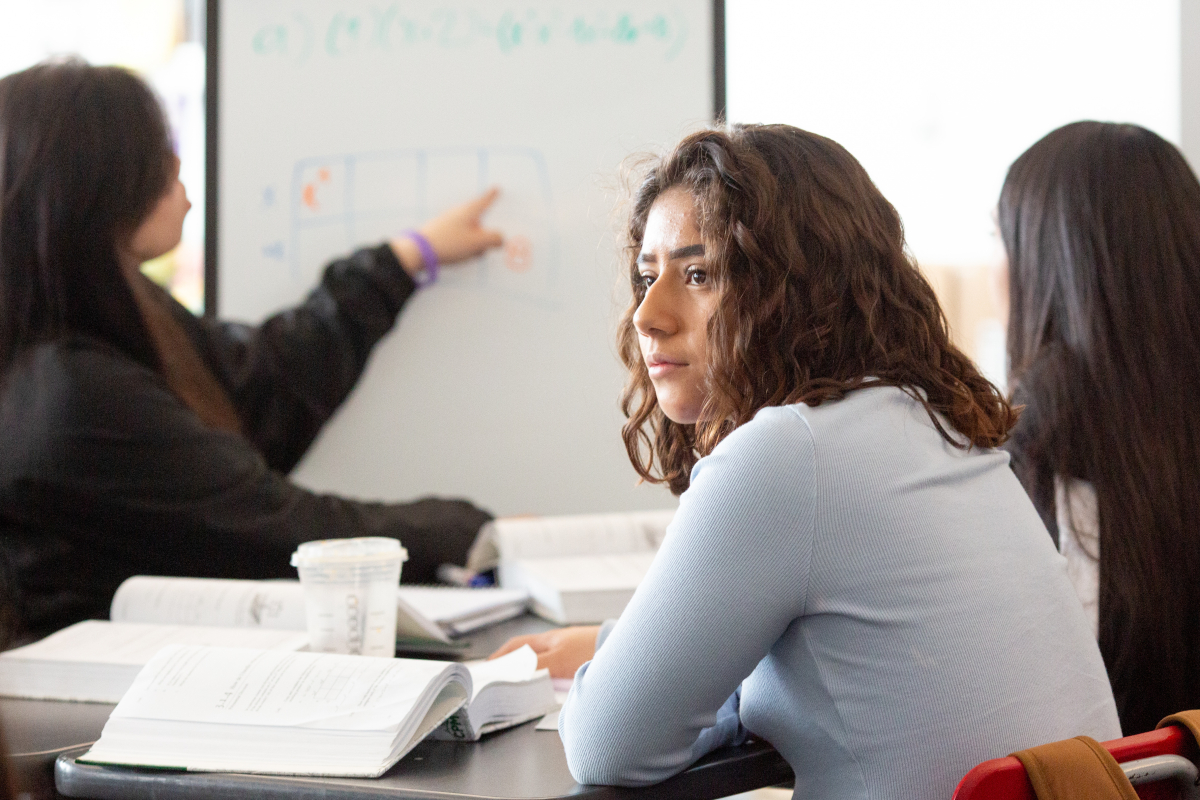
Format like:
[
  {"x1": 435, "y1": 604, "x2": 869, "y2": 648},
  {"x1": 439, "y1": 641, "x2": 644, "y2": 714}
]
[{"x1": 290, "y1": 537, "x2": 407, "y2": 657}]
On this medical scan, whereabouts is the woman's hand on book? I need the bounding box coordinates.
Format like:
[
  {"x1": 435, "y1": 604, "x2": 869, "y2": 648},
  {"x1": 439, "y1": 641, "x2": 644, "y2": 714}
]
[{"x1": 488, "y1": 626, "x2": 601, "y2": 679}]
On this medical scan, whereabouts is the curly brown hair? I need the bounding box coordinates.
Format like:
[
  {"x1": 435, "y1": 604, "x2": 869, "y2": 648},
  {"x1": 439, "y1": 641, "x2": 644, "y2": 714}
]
[{"x1": 618, "y1": 124, "x2": 1016, "y2": 494}]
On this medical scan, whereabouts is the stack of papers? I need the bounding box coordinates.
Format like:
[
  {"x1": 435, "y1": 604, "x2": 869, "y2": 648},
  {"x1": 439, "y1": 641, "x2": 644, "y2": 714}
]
[
  {"x1": 495, "y1": 510, "x2": 674, "y2": 623},
  {"x1": 397, "y1": 586, "x2": 529, "y2": 638}
]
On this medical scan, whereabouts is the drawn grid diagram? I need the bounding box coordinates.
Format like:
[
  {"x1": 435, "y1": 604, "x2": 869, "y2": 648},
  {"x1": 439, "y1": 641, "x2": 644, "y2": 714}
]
[{"x1": 291, "y1": 147, "x2": 558, "y2": 304}]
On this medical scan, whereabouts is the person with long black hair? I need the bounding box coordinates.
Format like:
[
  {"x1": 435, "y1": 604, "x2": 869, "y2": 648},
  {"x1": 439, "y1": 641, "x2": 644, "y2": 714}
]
[
  {"x1": 1001, "y1": 121, "x2": 1200, "y2": 734},
  {"x1": 0, "y1": 60, "x2": 503, "y2": 645}
]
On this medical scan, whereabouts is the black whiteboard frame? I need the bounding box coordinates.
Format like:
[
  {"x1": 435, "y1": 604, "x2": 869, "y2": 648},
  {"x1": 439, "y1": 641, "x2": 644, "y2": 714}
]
[
  {"x1": 202, "y1": 0, "x2": 727, "y2": 317},
  {"x1": 203, "y1": 0, "x2": 220, "y2": 318}
]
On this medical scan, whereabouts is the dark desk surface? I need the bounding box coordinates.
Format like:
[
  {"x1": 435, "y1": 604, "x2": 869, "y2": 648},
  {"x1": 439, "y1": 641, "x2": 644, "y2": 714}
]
[{"x1": 1, "y1": 615, "x2": 793, "y2": 800}]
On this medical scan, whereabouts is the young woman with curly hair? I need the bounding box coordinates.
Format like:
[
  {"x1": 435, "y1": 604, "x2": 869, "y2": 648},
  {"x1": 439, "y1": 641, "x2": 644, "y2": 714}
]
[
  {"x1": 495, "y1": 124, "x2": 1118, "y2": 798},
  {"x1": 1001, "y1": 121, "x2": 1200, "y2": 735}
]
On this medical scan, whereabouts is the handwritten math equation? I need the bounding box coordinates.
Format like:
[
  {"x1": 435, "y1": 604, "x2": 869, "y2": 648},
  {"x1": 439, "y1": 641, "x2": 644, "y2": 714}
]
[{"x1": 248, "y1": 5, "x2": 690, "y2": 62}]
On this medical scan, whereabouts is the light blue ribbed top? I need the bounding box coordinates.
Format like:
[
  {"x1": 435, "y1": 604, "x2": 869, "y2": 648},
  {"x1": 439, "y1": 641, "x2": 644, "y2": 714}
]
[{"x1": 559, "y1": 386, "x2": 1120, "y2": 799}]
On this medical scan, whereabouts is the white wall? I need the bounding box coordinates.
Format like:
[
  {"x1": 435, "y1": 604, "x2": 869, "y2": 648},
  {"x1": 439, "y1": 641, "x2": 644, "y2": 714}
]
[
  {"x1": 0, "y1": 0, "x2": 207, "y2": 311},
  {"x1": 1182, "y1": 0, "x2": 1200, "y2": 168},
  {"x1": 727, "y1": 0, "x2": 1182, "y2": 385},
  {"x1": 727, "y1": 0, "x2": 1179, "y2": 270}
]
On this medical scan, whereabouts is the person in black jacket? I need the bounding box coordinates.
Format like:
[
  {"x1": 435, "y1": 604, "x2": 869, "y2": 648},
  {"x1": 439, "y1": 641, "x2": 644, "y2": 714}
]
[{"x1": 0, "y1": 61, "x2": 504, "y2": 645}]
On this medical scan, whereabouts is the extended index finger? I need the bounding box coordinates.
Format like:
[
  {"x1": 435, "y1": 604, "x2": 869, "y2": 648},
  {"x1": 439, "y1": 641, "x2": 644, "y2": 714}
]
[{"x1": 466, "y1": 186, "x2": 501, "y2": 217}]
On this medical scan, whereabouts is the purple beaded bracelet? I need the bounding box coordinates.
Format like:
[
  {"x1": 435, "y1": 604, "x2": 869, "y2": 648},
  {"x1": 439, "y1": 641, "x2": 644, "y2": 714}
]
[{"x1": 404, "y1": 230, "x2": 439, "y2": 286}]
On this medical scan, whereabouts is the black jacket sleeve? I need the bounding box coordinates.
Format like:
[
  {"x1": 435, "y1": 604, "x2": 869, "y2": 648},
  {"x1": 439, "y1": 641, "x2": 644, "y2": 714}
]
[
  {"x1": 0, "y1": 337, "x2": 490, "y2": 643},
  {"x1": 179, "y1": 244, "x2": 418, "y2": 474}
]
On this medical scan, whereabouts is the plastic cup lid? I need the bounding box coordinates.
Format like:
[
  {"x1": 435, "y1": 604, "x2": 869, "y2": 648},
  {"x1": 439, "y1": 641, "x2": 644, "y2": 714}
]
[{"x1": 290, "y1": 537, "x2": 408, "y2": 568}]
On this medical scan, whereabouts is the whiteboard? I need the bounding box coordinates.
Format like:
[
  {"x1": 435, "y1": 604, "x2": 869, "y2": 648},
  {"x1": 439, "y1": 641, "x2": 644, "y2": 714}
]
[{"x1": 211, "y1": 1, "x2": 716, "y2": 516}]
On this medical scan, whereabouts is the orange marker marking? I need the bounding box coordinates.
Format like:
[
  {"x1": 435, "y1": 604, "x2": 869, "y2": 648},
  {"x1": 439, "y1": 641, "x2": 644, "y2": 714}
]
[
  {"x1": 505, "y1": 235, "x2": 533, "y2": 273},
  {"x1": 301, "y1": 167, "x2": 333, "y2": 211}
]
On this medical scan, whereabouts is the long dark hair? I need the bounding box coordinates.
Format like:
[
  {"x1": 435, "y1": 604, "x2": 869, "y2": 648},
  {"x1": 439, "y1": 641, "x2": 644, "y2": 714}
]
[
  {"x1": 0, "y1": 60, "x2": 172, "y2": 372},
  {"x1": 1001, "y1": 121, "x2": 1200, "y2": 733},
  {"x1": 618, "y1": 124, "x2": 1016, "y2": 493}
]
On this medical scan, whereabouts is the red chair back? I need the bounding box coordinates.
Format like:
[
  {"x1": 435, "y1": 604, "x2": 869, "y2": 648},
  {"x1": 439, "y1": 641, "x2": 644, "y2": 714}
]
[{"x1": 953, "y1": 727, "x2": 1198, "y2": 800}]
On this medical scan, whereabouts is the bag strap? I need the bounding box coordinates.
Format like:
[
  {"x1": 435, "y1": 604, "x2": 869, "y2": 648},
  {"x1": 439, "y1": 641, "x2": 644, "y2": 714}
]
[
  {"x1": 1011, "y1": 736, "x2": 1141, "y2": 800},
  {"x1": 1158, "y1": 710, "x2": 1200, "y2": 747}
]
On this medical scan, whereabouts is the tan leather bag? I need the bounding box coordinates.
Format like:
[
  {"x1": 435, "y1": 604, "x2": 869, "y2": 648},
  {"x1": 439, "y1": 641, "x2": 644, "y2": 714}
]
[
  {"x1": 1008, "y1": 709, "x2": 1200, "y2": 800},
  {"x1": 1011, "y1": 736, "x2": 1140, "y2": 800}
]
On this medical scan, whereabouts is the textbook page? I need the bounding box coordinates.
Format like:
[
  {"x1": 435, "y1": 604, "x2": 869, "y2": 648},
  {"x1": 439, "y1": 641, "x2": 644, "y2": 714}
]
[
  {"x1": 111, "y1": 646, "x2": 466, "y2": 730},
  {"x1": 0, "y1": 621, "x2": 309, "y2": 703},
  {"x1": 397, "y1": 587, "x2": 528, "y2": 635},
  {"x1": 0, "y1": 621, "x2": 307, "y2": 667},
  {"x1": 517, "y1": 553, "x2": 657, "y2": 592},
  {"x1": 395, "y1": 593, "x2": 452, "y2": 644},
  {"x1": 493, "y1": 509, "x2": 675, "y2": 561},
  {"x1": 111, "y1": 576, "x2": 307, "y2": 630},
  {"x1": 503, "y1": 552, "x2": 657, "y2": 624},
  {"x1": 463, "y1": 644, "x2": 540, "y2": 701},
  {"x1": 113, "y1": 577, "x2": 515, "y2": 643},
  {"x1": 432, "y1": 646, "x2": 555, "y2": 740},
  {"x1": 81, "y1": 645, "x2": 472, "y2": 776}
]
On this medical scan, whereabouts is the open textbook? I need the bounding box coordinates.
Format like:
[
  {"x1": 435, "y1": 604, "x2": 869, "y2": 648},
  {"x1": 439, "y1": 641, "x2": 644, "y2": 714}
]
[
  {"x1": 493, "y1": 509, "x2": 675, "y2": 624},
  {"x1": 0, "y1": 620, "x2": 308, "y2": 703},
  {"x1": 78, "y1": 645, "x2": 470, "y2": 777},
  {"x1": 110, "y1": 576, "x2": 528, "y2": 645},
  {"x1": 432, "y1": 645, "x2": 555, "y2": 741}
]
